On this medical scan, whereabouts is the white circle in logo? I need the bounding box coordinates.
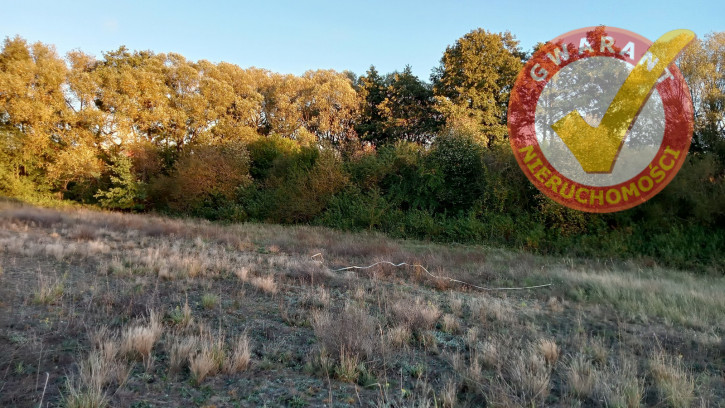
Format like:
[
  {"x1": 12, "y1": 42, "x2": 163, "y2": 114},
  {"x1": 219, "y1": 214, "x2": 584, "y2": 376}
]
[{"x1": 534, "y1": 56, "x2": 665, "y2": 187}]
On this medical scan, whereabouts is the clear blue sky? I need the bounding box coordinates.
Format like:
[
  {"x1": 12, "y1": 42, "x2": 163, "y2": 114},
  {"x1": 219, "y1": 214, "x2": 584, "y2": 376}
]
[{"x1": 1, "y1": 0, "x2": 723, "y2": 82}]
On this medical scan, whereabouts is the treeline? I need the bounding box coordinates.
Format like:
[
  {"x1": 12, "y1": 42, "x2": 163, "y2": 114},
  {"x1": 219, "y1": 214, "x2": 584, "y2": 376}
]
[{"x1": 1, "y1": 30, "x2": 724, "y2": 272}]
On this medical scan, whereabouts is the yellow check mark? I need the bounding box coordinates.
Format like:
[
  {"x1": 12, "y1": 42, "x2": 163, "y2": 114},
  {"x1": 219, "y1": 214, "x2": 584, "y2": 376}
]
[{"x1": 551, "y1": 30, "x2": 695, "y2": 173}]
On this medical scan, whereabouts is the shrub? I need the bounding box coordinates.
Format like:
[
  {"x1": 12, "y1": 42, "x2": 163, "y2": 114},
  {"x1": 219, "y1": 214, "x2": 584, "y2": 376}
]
[
  {"x1": 426, "y1": 132, "x2": 486, "y2": 214},
  {"x1": 311, "y1": 303, "x2": 378, "y2": 358},
  {"x1": 94, "y1": 153, "x2": 146, "y2": 211},
  {"x1": 164, "y1": 141, "x2": 251, "y2": 213},
  {"x1": 267, "y1": 147, "x2": 348, "y2": 223}
]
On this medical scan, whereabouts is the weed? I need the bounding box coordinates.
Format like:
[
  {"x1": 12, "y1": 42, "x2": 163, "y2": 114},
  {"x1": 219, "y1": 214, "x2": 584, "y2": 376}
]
[
  {"x1": 201, "y1": 293, "x2": 218, "y2": 310},
  {"x1": 33, "y1": 272, "x2": 65, "y2": 304}
]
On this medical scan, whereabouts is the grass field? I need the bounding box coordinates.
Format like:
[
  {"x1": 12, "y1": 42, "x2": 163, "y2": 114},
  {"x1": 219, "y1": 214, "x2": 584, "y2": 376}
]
[{"x1": 0, "y1": 200, "x2": 723, "y2": 407}]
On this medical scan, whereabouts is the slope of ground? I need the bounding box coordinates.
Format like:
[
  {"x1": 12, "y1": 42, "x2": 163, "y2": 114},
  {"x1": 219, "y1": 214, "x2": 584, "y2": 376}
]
[{"x1": 0, "y1": 200, "x2": 723, "y2": 407}]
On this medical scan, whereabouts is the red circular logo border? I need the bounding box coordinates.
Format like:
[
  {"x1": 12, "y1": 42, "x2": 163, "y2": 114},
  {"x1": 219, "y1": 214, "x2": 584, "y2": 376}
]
[{"x1": 508, "y1": 26, "x2": 694, "y2": 213}]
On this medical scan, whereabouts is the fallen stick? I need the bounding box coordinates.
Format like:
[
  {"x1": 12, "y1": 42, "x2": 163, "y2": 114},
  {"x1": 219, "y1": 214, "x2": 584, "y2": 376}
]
[{"x1": 328, "y1": 260, "x2": 552, "y2": 291}]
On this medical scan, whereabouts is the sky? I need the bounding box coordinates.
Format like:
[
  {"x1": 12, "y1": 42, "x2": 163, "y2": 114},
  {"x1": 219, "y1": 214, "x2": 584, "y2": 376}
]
[{"x1": 1, "y1": 0, "x2": 723, "y2": 82}]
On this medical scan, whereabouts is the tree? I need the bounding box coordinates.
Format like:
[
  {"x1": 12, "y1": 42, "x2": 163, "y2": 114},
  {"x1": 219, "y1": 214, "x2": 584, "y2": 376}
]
[
  {"x1": 0, "y1": 36, "x2": 99, "y2": 197},
  {"x1": 426, "y1": 132, "x2": 486, "y2": 213},
  {"x1": 94, "y1": 153, "x2": 145, "y2": 210},
  {"x1": 89, "y1": 46, "x2": 169, "y2": 147},
  {"x1": 299, "y1": 69, "x2": 359, "y2": 146},
  {"x1": 679, "y1": 32, "x2": 725, "y2": 162},
  {"x1": 433, "y1": 29, "x2": 524, "y2": 146},
  {"x1": 378, "y1": 66, "x2": 441, "y2": 144},
  {"x1": 355, "y1": 66, "x2": 387, "y2": 144},
  {"x1": 259, "y1": 72, "x2": 305, "y2": 137},
  {"x1": 211, "y1": 63, "x2": 266, "y2": 141},
  {"x1": 356, "y1": 66, "x2": 440, "y2": 146},
  {"x1": 162, "y1": 55, "x2": 235, "y2": 149}
]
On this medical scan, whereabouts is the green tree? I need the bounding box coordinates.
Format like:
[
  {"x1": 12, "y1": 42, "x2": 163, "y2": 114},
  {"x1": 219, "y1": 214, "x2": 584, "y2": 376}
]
[
  {"x1": 378, "y1": 66, "x2": 441, "y2": 144},
  {"x1": 95, "y1": 153, "x2": 146, "y2": 210},
  {"x1": 356, "y1": 66, "x2": 440, "y2": 146},
  {"x1": 355, "y1": 66, "x2": 388, "y2": 144}
]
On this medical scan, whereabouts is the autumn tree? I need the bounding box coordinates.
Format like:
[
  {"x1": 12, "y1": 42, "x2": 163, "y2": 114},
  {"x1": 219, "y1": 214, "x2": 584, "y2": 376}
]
[
  {"x1": 299, "y1": 69, "x2": 359, "y2": 146},
  {"x1": 433, "y1": 29, "x2": 524, "y2": 146},
  {"x1": 259, "y1": 72, "x2": 305, "y2": 137},
  {"x1": 100, "y1": 48, "x2": 163, "y2": 143},
  {"x1": 0, "y1": 37, "x2": 101, "y2": 196},
  {"x1": 209, "y1": 63, "x2": 266, "y2": 143},
  {"x1": 679, "y1": 32, "x2": 725, "y2": 161},
  {"x1": 162, "y1": 54, "x2": 236, "y2": 149}
]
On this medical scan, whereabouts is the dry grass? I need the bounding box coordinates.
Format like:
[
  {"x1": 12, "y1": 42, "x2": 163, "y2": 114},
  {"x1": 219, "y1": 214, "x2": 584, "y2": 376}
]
[
  {"x1": 390, "y1": 297, "x2": 441, "y2": 332},
  {"x1": 225, "y1": 333, "x2": 252, "y2": 373},
  {"x1": 189, "y1": 330, "x2": 226, "y2": 384},
  {"x1": 234, "y1": 266, "x2": 250, "y2": 282},
  {"x1": 537, "y1": 338, "x2": 559, "y2": 367},
  {"x1": 440, "y1": 313, "x2": 460, "y2": 334},
  {"x1": 586, "y1": 337, "x2": 608, "y2": 365},
  {"x1": 565, "y1": 353, "x2": 595, "y2": 398},
  {"x1": 62, "y1": 330, "x2": 130, "y2": 408},
  {"x1": 387, "y1": 325, "x2": 412, "y2": 348},
  {"x1": 464, "y1": 327, "x2": 478, "y2": 349},
  {"x1": 168, "y1": 335, "x2": 200, "y2": 374},
  {"x1": 334, "y1": 347, "x2": 360, "y2": 383},
  {"x1": 594, "y1": 358, "x2": 644, "y2": 407},
  {"x1": 651, "y1": 350, "x2": 695, "y2": 407},
  {"x1": 550, "y1": 266, "x2": 725, "y2": 328},
  {"x1": 505, "y1": 342, "x2": 552, "y2": 403},
  {"x1": 201, "y1": 293, "x2": 218, "y2": 309},
  {"x1": 465, "y1": 350, "x2": 483, "y2": 384},
  {"x1": 448, "y1": 292, "x2": 464, "y2": 317},
  {"x1": 472, "y1": 295, "x2": 514, "y2": 324},
  {"x1": 120, "y1": 310, "x2": 163, "y2": 369},
  {"x1": 439, "y1": 377, "x2": 458, "y2": 408},
  {"x1": 62, "y1": 377, "x2": 108, "y2": 408},
  {"x1": 0, "y1": 202, "x2": 722, "y2": 406},
  {"x1": 311, "y1": 303, "x2": 378, "y2": 358},
  {"x1": 250, "y1": 275, "x2": 278, "y2": 294},
  {"x1": 189, "y1": 349, "x2": 218, "y2": 385},
  {"x1": 301, "y1": 285, "x2": 331, "y2": 309},
  {"x1": 480, "y1": 337, "x2": 502, "y2": 369},
  {"x1": 171, "y1": 298, "x2": 193, "y2": 327},
  {"x1": 33, "y1": 271, "x2": 65, "y2": 304}
]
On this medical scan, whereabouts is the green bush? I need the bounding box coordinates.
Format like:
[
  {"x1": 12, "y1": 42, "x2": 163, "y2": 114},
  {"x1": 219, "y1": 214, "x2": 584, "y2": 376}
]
[
  {"x1": 241, "y1": 144, "x2": 348, "y2": 223},
  {"x1": 94, "y1": 153, "x2": 146, "y2": 211},
  {"x1": 426, "y1": 133, "x2": 486, "y2": 214}
]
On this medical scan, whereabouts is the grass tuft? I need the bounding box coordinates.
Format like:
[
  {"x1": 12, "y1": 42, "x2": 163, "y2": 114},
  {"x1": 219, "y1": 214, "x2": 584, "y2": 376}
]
[
  {"x1": 120, "y1": 310, "x2": 163, "y2": 369},
  {"x1": 650, "y1": 350, "x2": 695, "y2": 407},
  {"x1": 250, "y1": 275, "x2": 277, "y2": 294}
]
